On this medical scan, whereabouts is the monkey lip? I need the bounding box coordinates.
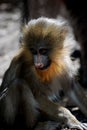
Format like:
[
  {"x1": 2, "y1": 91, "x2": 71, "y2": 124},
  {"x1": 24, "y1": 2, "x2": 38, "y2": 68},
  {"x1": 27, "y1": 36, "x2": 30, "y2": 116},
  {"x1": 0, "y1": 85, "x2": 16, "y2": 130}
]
[
  {"x1": 35, "y1": 62, "x2": 51, "y2": 70},
  {"x1": 35, "y1": 63, "x2": 44, "y2": 69}
]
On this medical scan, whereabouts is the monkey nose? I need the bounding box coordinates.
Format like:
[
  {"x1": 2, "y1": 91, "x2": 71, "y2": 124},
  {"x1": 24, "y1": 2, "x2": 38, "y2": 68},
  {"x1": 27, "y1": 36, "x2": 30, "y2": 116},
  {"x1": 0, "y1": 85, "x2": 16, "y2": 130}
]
[{"x1": 35, "y1": 63, "x2": 44, "y2": 69}]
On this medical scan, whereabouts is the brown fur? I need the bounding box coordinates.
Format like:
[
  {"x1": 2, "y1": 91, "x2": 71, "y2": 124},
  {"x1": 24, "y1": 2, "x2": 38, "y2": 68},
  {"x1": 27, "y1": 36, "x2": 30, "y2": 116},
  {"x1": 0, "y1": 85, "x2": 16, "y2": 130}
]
[
  {"x1": 36, "y1": 62, "x2": 64, "y2": 82},
  {"x1": 0, "y1": 17, "x2": 87, "y2": 130}
]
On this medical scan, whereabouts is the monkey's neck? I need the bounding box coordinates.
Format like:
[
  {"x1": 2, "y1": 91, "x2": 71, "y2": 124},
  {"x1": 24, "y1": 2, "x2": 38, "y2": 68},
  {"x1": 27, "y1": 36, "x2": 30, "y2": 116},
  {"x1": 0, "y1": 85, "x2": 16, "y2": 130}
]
[{"x1": 36, "y1": 61, "x2": 65, "y2": 83}]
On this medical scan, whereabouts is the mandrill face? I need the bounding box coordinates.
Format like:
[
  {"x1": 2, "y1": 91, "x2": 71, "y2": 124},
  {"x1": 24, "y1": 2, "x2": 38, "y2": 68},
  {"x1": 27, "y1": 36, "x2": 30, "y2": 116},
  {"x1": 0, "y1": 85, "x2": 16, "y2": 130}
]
[
  {"x1": 22, "y1": 17, "x2": 69, "y2": 82},
  {"x1": 23, "y1": 17, "x2": 66, "y2": 71}
]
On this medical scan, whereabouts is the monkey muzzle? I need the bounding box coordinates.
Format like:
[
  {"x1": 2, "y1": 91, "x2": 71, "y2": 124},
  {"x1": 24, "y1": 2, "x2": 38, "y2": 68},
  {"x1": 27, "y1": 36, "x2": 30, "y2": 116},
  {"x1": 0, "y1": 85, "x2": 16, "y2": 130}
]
[{"x1": 35, "y1": 63, "x2": 44, "y2": 69}]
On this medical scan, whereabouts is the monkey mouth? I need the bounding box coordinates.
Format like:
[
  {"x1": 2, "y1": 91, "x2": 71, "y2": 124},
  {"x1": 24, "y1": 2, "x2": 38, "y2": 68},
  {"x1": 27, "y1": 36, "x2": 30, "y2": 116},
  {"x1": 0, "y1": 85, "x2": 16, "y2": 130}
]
[
  {"x1": 35, "y1": 61, "x2": 51, "y2": 70},
  {"x1": 40, "y1": 63, "x2": 50, "y2": 70}
]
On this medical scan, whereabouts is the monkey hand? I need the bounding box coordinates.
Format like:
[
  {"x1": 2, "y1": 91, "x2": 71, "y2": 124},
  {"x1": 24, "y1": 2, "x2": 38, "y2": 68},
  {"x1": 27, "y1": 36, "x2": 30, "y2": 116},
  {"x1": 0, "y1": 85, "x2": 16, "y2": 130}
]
[{"x1": 58, "y1": 107, "x2": 87, "y2": 130}]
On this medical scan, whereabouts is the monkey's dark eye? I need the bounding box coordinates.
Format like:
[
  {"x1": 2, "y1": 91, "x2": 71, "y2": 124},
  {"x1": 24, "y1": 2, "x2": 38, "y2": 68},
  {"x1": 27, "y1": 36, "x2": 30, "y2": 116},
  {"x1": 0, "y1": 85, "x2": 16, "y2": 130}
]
[
  {"x1": 30, "y1": 48, "x2": 37, "y2": 55},
  {"x1": 39, "y1": 48, "x2": 48, "y2": 55}
]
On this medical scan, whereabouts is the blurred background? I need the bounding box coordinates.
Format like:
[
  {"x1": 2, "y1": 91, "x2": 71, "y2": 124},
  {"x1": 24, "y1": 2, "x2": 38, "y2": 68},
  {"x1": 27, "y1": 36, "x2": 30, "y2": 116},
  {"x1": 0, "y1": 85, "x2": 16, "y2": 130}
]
[{"x1": 0, "y1": 0, "x2": 22, "y2": 84}]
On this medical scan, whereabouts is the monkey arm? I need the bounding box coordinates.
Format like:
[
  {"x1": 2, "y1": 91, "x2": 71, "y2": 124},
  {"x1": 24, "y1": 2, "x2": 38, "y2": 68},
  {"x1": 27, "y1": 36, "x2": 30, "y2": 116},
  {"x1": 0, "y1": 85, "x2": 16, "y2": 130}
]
[
  {"x1": 0, "y1": 77, "x2": 39, "y2": 128},
  {"x1": 0, "y1": 53, "x2": 39, "y2": 128},
  {"x1": 36, "y1": 95, "x2": 87, "y2": 130},
  {"x1": 0, "y1": 57, "x2": 21, "y2": 100},
  {"x1": 0, "y1": 51, "x2": 25, "y2": 100},
  {"x1": 59, "y1": 77, "x2": 87, "y2": 118}
]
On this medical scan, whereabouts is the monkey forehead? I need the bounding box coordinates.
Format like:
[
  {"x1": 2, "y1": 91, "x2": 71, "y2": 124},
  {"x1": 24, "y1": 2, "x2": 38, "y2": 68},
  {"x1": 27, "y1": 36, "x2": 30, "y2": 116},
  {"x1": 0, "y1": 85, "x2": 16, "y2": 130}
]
[
  {"x1": 23, "y1": 17, "x2": 69, "y2": 40},
  {"x1": 23, "y1": 17, "x2": 69, "y2": 45}
]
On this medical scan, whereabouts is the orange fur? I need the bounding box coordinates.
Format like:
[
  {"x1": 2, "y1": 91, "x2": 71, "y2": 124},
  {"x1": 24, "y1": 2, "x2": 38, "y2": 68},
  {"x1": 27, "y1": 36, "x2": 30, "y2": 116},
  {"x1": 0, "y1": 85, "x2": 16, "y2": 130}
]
[{"x1": 36, "y1": 59, "x2": 65, "y2": 83}]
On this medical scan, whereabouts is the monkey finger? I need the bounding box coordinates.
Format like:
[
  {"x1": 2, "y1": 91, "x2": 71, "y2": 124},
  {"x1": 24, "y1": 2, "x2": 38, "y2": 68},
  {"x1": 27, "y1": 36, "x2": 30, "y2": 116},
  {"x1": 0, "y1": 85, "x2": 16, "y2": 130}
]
[
  {"x1": 82, "y1": 123, "x2": 87, "y2": 126},
  {"x1": 80, "y1": 123, "x2": 87, "y2": 130},
  {"x1": 69, "y1": 122, "x2": 87, "y2": 130},
  {"x1": 69, "y1": 123, "x2": 83, "y2": 130}
]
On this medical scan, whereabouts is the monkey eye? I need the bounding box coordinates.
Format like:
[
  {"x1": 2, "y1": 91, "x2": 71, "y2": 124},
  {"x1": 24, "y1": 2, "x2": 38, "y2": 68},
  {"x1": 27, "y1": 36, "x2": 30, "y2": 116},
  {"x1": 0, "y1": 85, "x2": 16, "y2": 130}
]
[
  {"x1": 39, "y1": 48, "x2": 48, "y2": 55},
  {"x1": 30, "y1": 48, "x2": 37, "y2": 55}
]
